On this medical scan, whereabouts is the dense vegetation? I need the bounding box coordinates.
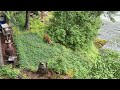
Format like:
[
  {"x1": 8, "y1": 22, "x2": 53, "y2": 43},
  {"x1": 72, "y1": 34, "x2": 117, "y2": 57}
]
[
  {"x1": 0, "y1": 11, "x2": 120, "y2": 79},
  {"x1": 90, "y1": 49, "x2": 120, "y2": 79},
  {"x1": 47, "y1": 11, "x2": 101, "y2": 51},
  {"x1": 0, "y1": 65, "x2": 27, "y2": 79}
]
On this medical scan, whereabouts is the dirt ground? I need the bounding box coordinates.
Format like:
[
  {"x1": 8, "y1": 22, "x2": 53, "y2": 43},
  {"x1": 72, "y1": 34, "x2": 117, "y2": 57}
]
[{"x1": 21, "y1": 69, "x2": 70, "y2": 79}]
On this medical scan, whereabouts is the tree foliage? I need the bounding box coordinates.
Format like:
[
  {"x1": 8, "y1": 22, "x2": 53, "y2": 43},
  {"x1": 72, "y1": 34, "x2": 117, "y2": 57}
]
[{"x1": 47, "y1": 11, "x2": 102, "y2": 51}]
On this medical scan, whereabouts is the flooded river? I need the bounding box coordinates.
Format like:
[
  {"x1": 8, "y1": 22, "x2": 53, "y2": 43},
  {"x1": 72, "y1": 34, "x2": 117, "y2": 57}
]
[{"x1": 98, "y1": 12, "x2": 120, "y2": 52}]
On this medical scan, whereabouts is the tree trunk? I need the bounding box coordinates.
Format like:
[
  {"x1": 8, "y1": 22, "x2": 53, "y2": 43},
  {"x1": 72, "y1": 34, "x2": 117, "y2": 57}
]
[{"x1": 25, "y1": 11, "x2": 30, "y2": 30}]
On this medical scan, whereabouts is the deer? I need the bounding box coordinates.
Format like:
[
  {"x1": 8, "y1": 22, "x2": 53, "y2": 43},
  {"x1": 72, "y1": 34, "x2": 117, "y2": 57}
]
[
  {"x1": 43, "y1": 33, "x2": 52, "y2": 44},
  {"x1": 5, "y1": 42, "x2": 16, "y2": 62},
  {"x1": 40, "y1": 11, "x2": 48, "y2": 22}
]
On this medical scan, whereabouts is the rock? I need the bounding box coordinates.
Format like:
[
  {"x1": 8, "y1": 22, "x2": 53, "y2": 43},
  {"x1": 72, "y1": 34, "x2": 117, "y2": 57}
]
[{"x1": 37, "y1": 62, "x2": 48, "y2": 75}]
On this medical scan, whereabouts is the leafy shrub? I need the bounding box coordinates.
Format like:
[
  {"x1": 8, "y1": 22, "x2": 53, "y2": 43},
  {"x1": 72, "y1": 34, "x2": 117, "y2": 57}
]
[
  {"x1": 47, "y1": 44, "x2": 98, "y2": 79},
  {"x1": 13, "y1": 29, "x2": 98, "y2": 78},
  {"x1": 89, "y1": 49, "x2": 120, "y2": 79},
  {"x1": 0, "y1": 65, "x2": 21, "y2": 79},
  {"x1": 47, "y1": 11, "x2": 101, "y2": 51}
]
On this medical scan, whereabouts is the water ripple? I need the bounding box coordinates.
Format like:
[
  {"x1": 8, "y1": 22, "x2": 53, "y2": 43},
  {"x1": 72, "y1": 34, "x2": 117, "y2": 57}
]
[{"x1": 98, "y1": 15, "x2": 120, "y2": 52}]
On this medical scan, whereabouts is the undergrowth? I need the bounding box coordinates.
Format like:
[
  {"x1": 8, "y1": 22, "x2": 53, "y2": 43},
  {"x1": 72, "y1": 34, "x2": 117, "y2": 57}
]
[
  {"x1": 0, "y1": 65, "x2": 27, "y2": 79},
  {"x1": 2, "y1": 11, "x2": 120, "y2": 79},
  {"x1": 11, "y1": 12, "x2": 99, "y2": 78},
  {"x1": 89, "y1": 49, "x2": 120, "y2": 79}
]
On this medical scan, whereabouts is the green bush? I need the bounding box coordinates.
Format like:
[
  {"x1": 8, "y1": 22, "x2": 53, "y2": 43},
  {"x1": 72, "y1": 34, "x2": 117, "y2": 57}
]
[
  {"x1": 47, "y1": 43, "x2": 98, "y2": 79},
  {"x1": 0, "y1": 65, "x2": 21, "y2": 79},
  {"x1": 89, "y1": 49, "x2": 120, "y2": 79},
  {"x1": 47, "y1": 11, "x2": 101, "y2": 51}
]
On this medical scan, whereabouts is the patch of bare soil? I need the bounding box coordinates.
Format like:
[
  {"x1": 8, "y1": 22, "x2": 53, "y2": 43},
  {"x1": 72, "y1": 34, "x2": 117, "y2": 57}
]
[{"x1": 21, "y1": 69, "x2": 70, "y2": 79}]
